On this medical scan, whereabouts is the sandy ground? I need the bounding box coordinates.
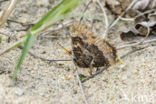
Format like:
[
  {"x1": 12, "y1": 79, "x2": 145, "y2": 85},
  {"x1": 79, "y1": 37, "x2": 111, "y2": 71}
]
[{"x1": 0, "y1": 0, "x2": 155, "y2": 104}]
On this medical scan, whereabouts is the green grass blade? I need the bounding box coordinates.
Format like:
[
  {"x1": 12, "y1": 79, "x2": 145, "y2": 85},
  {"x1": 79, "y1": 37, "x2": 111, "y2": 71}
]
[
  {"x1": 11, "y1": 0, "x2": 84, "y2": 80},
  {"x1": 0, "y1": 36, "x2": 2, "y2": 43},
  {"x1": 0, "y1": 37, "x2": 26, "y2": 56},
  {"x1": 0, "y1": 0, "x2": 84, "y2": 56},
  {"x1": 11, "y1": 32, "x2": 36, "y2": 80},
  {"x1": 42, "y1": 0, "x2": 83, "y2": 25},
  {"x1": 32, "y1": 0, "x2": 83, "y2": 31}
]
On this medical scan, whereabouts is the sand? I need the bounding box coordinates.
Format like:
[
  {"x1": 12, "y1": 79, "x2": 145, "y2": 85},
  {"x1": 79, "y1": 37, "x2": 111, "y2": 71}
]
[{"x1": 0, "y1": 0, "x2": 155, "y2": 104}]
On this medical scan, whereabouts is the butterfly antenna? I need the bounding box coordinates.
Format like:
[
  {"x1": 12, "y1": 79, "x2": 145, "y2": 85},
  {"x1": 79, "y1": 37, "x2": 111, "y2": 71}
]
[{"x1": 57, "y1": 43, "x2": 72, "y2": 55}]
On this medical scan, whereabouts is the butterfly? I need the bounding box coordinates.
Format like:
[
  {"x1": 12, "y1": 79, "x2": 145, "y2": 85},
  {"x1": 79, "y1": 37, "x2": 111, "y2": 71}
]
[{"x1": 70, "y1": 21, "x2": 117, "y2": 74}]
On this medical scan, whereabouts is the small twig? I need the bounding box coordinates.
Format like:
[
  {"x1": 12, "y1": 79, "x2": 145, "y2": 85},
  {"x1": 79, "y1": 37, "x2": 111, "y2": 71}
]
[
  {"x1": 39, "y1": 35, "x2": 69, "y2": 39},
  {"x1": 37, "y1": 20, "x2": 72, "y2": 40},
  {"x1": 135, "y1": 9, "x2": 155, "y2": 18},
  {"x1": 16, "y1": 46, "x2": 72, "y2": 62},
  {"x1": 108, "y1": 0, "x2": 138, "y2": 30},
  {"x1": 97, "y1": 0, "x2": 109, "y2": 38},
  {"x1": 0, "y1": 31, "x2": 10, "y2": 36},
  {"x1": 73, "y1": 65, "x2": 89, "y2": 104},
  {"x1": 81, "y1": 67, "x2": 108, "y2": 83},
  {"x1": 119, "y1": 17, "x2": 134, "y2": 21},
  {"x1": 49, "y1": 20, "x2": 73, "y2": 32},
  {"x1": 7, "y1": 19, "x2": 33, "y2": 31},
  {"x1": 117, "y1": 38, "x2": 156, "y2": 50},
  {"x1": 140, "y1": 23, "x2": 150, "y2": 42},
  {"x1": 0, "y1": 0, "x2": 9, "y2": 2},
  {"x1": 90, "y1": 19, "x2": 95, "y2": 32},
  {"x1": 39, "y1": 20, "x2": 73, "y2": 38},
  {"x1": 120, "y1": 47, "x2": 147, "y2": 59},
  {"x1": 28, "y1": 50, "x2": 72, "y2": 62},
  {"x1": 79, "y1": 0, "x2": 93, "y2": 22},
  {"x1": 7, "y1": 19, "x2": 34, "y2": 26},
  {"x1": 0, "y1": 69, "x2": 11, "y2": 75},
  {"x1": 0, "y1": 0, "x2": 18, "y2": 27}
]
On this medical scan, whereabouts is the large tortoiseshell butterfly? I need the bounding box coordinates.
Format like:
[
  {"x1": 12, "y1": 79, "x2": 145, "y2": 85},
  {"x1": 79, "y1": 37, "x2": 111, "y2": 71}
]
[{"x1": 70, "y1": 21, "x2": 117, "y2": 74}]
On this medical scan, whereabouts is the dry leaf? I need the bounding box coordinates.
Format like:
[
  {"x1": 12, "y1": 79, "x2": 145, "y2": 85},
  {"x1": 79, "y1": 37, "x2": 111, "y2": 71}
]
[
  {"x1": 105, "y1": 0, "x2": 132, "y2": 15},
  {"x1": 132, "y1": 0, "x2": 156, "y2": 11},
  {"x1": 106, "y1": 0, "x2": 156, "y2": 17},
  {"x1": 120, "y1": 21, "x2": 156, "y2": 41}
]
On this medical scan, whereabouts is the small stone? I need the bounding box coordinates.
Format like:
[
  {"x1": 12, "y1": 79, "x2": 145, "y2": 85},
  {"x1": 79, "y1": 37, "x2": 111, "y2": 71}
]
[
  {"x1": 15, "y1": 88, "x2": 24, "y2": 96},
  {"x1": 64, "y1": 76, "x2": 71, "y2": 80},
  {"x1": 73, "y1": 90, "x2": 77, "y2": 94}
]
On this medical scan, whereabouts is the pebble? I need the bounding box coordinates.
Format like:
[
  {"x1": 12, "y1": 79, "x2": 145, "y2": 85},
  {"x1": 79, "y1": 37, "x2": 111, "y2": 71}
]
[{"x1": 14, "y1": 88, "x2": 24, "y2": 96}]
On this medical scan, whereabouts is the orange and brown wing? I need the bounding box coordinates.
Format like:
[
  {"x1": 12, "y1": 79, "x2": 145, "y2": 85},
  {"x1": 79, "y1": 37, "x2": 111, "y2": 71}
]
[
  {"x1": 96, "y1": 40, "x2": 117, "y2": 65},
  {"x1": 70, "y1": 20, "x2": 110, "y2": 68}
]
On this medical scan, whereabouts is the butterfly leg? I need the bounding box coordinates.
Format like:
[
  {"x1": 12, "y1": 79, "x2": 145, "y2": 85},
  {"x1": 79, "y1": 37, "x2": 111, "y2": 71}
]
[
  {"x1": 88, "y1": 66, "x2": 93, "y2": 75},
  {"x1": 116, "y1": 56, "x2": 126, "y2": 65},
  {"x1": 88, "y1": 60, "x2": 95, "y2": 75},
  {"x1": 96, "y1": 67, "x2": 100, "y2": 72}
]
